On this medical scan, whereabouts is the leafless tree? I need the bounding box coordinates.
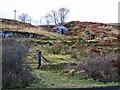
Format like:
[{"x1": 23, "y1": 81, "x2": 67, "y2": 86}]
[
  {"x1": 44, "y1": 14, "x2": 52, "y2": 30},
  {"x1": 18, "y1": 13, "x2": 29, "y2": 22},
  {"x1": 46, "y1": 7, "x2": 70, "y2": 26},
  {"x1": 39, "y1": 17, "x2": 43, "y2": 25},
  {"x1": 58, "y1": 7, "x2": 70, "y2": 25},
  {"x1": 27, "y1": 16, "x2": 32, "y2": 24},
  {"x1": 48, "y1": 10, "x2": 59, "y2": 26}
]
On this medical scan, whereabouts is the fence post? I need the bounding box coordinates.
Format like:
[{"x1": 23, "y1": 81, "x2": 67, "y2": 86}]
[{"x1": 37, "y1": 51, "x2": 42, "y2": 69}]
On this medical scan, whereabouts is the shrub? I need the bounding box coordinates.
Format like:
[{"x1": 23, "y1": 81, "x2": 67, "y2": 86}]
[
  {"x1": 51, "y1": 43, "x2": 64, "y2": 54},
  {"x1": 65, "y1": 44, "x2": 88, "y2": 58},
  {"x1": 70, "y1": 52, "x2": 78, "y2": 58},
  {"x1": 70, "y1": 49, "x2": 78, "y2": 58},
  {"x1": 2, "y1": 39, "x2": 36, "y2": 89},
  {"x1": 75, "y1": 53, "x2": 120, "y2": 82}
]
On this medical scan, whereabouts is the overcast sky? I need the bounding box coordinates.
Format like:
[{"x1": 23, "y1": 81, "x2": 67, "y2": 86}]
[{"x1": 0, "y1": 0, "x2": 119, "y2": 25}]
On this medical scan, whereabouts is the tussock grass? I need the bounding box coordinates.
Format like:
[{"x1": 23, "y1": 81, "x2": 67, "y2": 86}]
[{"x1": 2, "y1": 24, "x2": 76, "y2": 40}]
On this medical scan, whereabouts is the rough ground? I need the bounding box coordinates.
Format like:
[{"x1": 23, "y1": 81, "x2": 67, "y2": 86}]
[
  {"x1": 1, "y1": 18, "x2": 120, "y2": 89},
  {"x1": 27, "y1": 68, "x2": 120, "y2": 88}
]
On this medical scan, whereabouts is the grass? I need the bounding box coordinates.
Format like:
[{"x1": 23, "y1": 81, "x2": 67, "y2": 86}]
[
  {"x1": 2, "y1": 20, "x2": 120, "y2": 88},
  {"x1": 44, "y1": 54, "x2": 71, "y2": 63},
  {"x1": 27, "y1": 43, "x2": 81, "y2": 65},
  {"x1": 2, "y1": 24, "x2": 77, "y2": 40},
  {"x1": 25, "y1": 38, "x2": 120, "y2": 88},
  {"x1": 27, "y1": 69, "x2": 120, "y2": 88}
]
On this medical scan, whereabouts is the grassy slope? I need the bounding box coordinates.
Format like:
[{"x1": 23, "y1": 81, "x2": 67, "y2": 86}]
[
  {"x1": 28, "y1": 69, "x2": 119, "y2": 88},
  {"x1": 1, "y1": 18, "x2": 119, "y2": 88},
  {"x1": 27, "y1": 43, "x2": 119, "y2": 88},
  {"x1": 1, "y1": 18, "x2": 76, "y2": 40}
]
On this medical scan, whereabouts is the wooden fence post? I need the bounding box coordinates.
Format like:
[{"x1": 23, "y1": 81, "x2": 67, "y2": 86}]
[{"x1": 37, "y1": 51, "x2": 42, "y2": 69}]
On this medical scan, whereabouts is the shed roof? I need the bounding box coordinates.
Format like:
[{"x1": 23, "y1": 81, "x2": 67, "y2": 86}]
[
  {"x1": 52, "y1": 26, "x2": 60, "y2": 30},
  {"x1": 52, "y1": 25, "x2": 68, "y2": 30},
  {"x1": 58, "y1": 25, "x2": 68, "y2": 30}
]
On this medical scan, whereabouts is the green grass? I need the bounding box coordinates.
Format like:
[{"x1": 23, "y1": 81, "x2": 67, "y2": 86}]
[
  {"x1": 44, "y1": 54, "x2": 71, "y2": 63},
  {"x1": 2, "y1": 20, "x2": 120, "y2": 89},
  {"x1": 86, "y1": 40, "x2": 99, "y2": 43},
  {"x1": 27, "y1": 69, "x2": 120, "y2": 88},
  {"x1": 20, "y1": 36, "x2": 120, "y2": 88},
  {"x1": 28, "y1": 42, "x2": 80, "y2": 64}
]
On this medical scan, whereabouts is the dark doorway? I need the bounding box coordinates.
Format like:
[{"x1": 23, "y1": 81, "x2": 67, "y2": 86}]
[
  {"x1": 61, "y1": 29, "x2": 64, "y2": 34},
  {"x1": 91, "y1": 35, "x2": 96, "y2": 39}
]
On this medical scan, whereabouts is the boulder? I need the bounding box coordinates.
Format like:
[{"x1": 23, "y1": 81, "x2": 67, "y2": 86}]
[{"x1": 75, "y1": 70, "x2": 90, "y2": 79}]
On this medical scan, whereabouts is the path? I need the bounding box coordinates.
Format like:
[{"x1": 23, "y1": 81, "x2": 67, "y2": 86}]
[{"x1": 27, "y1": 67, "x2": 120, "y2": 88}]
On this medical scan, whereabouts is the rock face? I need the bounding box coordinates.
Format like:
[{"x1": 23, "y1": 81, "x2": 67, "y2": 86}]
[
  {"x1": 63, "y1": 68, "x2": 90, "y2": 79},
  {"x1": 62, "y1": 69, "x2": 75, "y2": 76}
]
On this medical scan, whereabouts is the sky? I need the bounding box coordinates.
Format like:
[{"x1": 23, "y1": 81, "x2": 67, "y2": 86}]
[{"x1": 0, "y1": 0, "x2": 119, "y2": 25}]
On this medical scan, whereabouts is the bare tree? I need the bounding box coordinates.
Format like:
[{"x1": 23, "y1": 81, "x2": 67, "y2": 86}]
[
  {"x1": 18, "y1": 13, "x2": 29, "y2": 22},
  {"x1": 39, "y1": 17, "x2": 43, "y2": 25},
  {"x1": 58, "y1": 7, "x2": 70, "y2": 25},
  {"x1": 48, "y1": 10, "x2": 59, "y2": 26},
  {"x1": 27, "y1": 16, "x2": 32, "y2": 24},
  {"x1": 44, "y1": 14, "x2": 52, "y2": 30},
  {"x1": 45, "y1": 7, "x2": 70, "y2": 26}
]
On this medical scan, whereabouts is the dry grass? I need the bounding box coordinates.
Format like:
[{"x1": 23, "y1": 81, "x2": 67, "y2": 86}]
[
  {"x1": 75, "y1": 53, "x2": 120, "y2": 82},
  {"x1": 2, "y1": 24, "x2": 76, "y2": 40}
]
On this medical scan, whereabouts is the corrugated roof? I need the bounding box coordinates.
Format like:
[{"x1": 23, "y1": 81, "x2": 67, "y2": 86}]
[
  {"x1": 58, "y1": 25, "x2": 68, "y2": 30},
  {"x1": 52, "y1": 26, "x2": 60, "y2": 29},
  {"x1": 52, "y1": 25, "x2": 68, "y2": 30}
]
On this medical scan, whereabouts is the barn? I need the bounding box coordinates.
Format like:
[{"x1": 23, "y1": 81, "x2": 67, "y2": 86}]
[{"x1": 52, "y1": 25, "x2": 69, "y2": 34}]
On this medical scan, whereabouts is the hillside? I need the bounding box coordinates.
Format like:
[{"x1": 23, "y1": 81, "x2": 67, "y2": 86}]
[
  {"x1": 1, "y1": 18, "x2": 73, "y2": 40},
  {"x1": 64, "y1": 21, "x2": 119, "y2": 37},
  {"x1": 1, "y1": 18, "x2": 34, "y2": 27},
  {"x1": 1, "y1": 18, "x2": 119, "y2": 59},
  {"x1": 62, "y1": 21, "x2": 119, "y2": 56},
  {"x1": 1, "y1": 18, "x2": 118, "y2": 38},
  {"x1": 1, "y1": 18, "x2": 120, "y2": 88},
  {"x1": 1, "y1": 18, "x2": 37, "y2": 32}
]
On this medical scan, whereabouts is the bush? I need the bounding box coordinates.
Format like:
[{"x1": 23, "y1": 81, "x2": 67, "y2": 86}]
[
  {"x1": 2, "y1": 39, "x2": 36, "y2": 89},
  {"x1": 66, "y1": 45, "x2": 88, "y2": 58},
  {"x1": 51, "y1": 43, "x2": 64, "y2": 54},
  {"x1": 75, "y1": 53, "x2": 120, "y2": 82},
  {"x1": 69, "y1": 49, "x2": 78, "y2": 58}
]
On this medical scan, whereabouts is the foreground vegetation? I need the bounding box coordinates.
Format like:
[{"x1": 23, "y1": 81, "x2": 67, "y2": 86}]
[
  {"x1": 2, "y1": 36, "x2": 119, "y2": 89},
  {"x1": 28, "y1": 69, "x2": 119, "y2": 88},
  {"x1": 2, "y1": 39, "x2": 36, "y2": 89},
  {"x1": 27, "y1": 40, "x2": 119, "y2": 88},
  {"x1": 1, "y1": 18, "x2": 120, "y2": 89}
]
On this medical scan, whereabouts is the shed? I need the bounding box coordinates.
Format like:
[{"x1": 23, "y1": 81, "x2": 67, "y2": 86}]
[{"x1": 52, "y1": 25, "x2": 69, "y2": 34}]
